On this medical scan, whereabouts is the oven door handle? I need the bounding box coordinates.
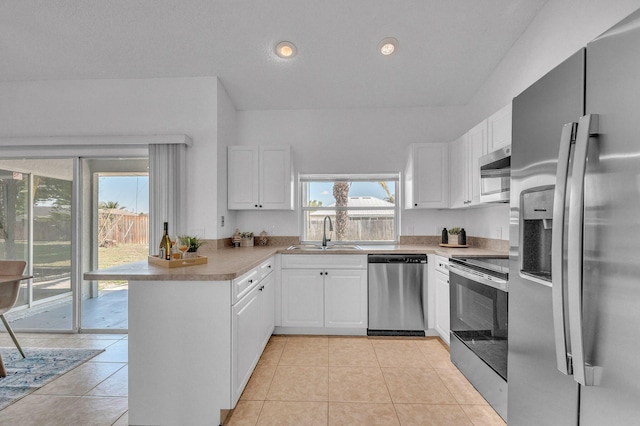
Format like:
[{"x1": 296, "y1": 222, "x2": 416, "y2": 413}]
[
  {"x1": 551, "y1": 121, "x2": 577, "y2": 376},
  {"x1": 448, "y1": 263, "x2": 508, "y2": 292}
]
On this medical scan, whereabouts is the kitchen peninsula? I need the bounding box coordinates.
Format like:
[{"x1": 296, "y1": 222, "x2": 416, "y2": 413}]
[{"x1": 84, "y1": 243, "x2": 506, "y2": 425}]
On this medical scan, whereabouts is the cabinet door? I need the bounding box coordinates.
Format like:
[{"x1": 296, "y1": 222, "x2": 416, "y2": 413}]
[
  {"x1": 324, "y1": 269, "x2": 367, "y2": 328},
  {"x1": 259, "y1": 270, "x2": 275, "y2": 345},
  {"x1": 467, "y1": 120, "x2": 487, "y2": 206},
  {"x1": 228, "y1": 146, "x2": 260, "y2": 209},
  {"x1": 281, "y1": 269, "x2": 324, "y2": 327},
  {"x1": 231, "y1": 284, "x2": 262, "y2": 404},
  {"x1": 449, "y1": 135, "x2": 468, "y2": 208},
  {"x1": 487, "y1": 102, "x2": 512, "y2": 152},
  {"x1": 434, "y1": 271, "x2": 450, "y2": 345},
  {"x1": 259, "y1": 146, "x2": 293, "y2": 210},
  {"x1": 407, "y1": 143, "x2": 449, "y2": 208}
]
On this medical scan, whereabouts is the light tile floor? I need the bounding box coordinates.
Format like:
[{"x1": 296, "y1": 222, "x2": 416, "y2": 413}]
[
  {"x1": 0, "y1": 334, "x2": 505, "y2": 426},
  {"x1": 0, "y1": 333, "x2": 129, "y2": 426},
  {"x1": 226, "y1": 335, "x2": 506, "y2": 426}
]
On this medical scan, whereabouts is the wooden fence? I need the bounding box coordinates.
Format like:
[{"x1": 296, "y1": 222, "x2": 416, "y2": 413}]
[
  {"x1": 98, "y1": 209, "x2": 149, "y2": 246},
  {"x1": 307, "y1": 218, "x2": 394, "y2": 241}
]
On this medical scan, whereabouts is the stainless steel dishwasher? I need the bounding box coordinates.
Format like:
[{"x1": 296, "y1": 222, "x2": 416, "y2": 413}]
[{"x1": 367, "y1": 254, "x2": 427, "y2": 336}]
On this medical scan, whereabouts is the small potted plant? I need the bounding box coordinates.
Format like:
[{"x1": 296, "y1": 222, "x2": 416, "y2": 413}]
[
  {"x1": 240, "y1": 231, "x2": 254, "y2": 247},
  {"x1": 179, "y1": 235, "x2": 205, "y2": 258},
  {"x1": 448, "y1": 227, "x2": 462, "y2": 245}
]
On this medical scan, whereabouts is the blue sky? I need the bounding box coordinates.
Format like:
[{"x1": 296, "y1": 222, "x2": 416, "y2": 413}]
[
  {"x1": 99, "y1": 176, "x2": 149, "y2": 213},
  {"x1": 97, "y1": 178, "x2": 395, "y2": 212},
  {"x1": 308, "y1": 181, "x2": 395, "y2": 206}
]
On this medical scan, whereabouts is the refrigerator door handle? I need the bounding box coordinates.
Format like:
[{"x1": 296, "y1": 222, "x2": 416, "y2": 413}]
[
  {"x1": 567, "y1": 114, "x2": 601, "y2": 386},
  {"x1": 551, "y1": 122, "x2": 577, "y2": 375}
]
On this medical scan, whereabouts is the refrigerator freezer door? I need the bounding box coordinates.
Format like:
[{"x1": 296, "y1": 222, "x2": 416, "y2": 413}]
[
  {"x1": 579, "y1": 10, "x2": 640, "y2": 425},
  {"x1": 508, "y1": 49, "x2": 584, "y2": 425}
]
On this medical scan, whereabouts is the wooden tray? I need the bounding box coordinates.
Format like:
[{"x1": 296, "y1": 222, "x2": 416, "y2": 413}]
[
  {"x1": 148, "y1": 255, "x2": 208, "y2": 268},
  {"x1": 438, "y1": 243, "x2": 469, "y2": 248}
]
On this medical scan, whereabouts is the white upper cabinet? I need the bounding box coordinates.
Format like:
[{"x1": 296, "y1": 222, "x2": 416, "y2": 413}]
[
  {"x1": 449, "y1": 120, "x2": 486, "y2": 208},
  {"x1": 449, "y1": 102, "x2": 511, "y2": 208},
  {"x1": 449, "y1": 134, "x2": 468, "y2": 209},
  {"x1": 228, "y1": 145, "x2": 293, "y2": 210},
  {"x1": 405, "y1": 143, "x2": 449, "y2": 209},
  {"x1": 467, "y1": 120, "x2": 487, "y2": 206},
  {"x1": 487, "y1": 102, "x2": 512, "y2": 153}
]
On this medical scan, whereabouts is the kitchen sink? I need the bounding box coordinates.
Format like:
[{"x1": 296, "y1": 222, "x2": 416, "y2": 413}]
[{"x1": 286, "y1": 244, "x2": 362, "y2": 251}]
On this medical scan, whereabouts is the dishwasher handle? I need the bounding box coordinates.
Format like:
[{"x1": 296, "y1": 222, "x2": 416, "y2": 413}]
[{"x1": 368, "y1": 254, "x2": 427, "y2": 264}]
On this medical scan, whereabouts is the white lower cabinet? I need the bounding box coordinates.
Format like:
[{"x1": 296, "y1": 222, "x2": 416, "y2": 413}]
[
  {"x1": 281, "y1": 269, "x2": 324, "y2": 327},
  {"x1": 324, "y1": 269, "x2": 368, "y2": 328},
  {"x1": 231, "y1": 258, "x2": 275, "y2": 406},
  {"x1": 280, "y1": 255, "x2": 367, "y2": 331},
  {"x1": 434, "y1": 256, "x2": 450, "y2": 345}
]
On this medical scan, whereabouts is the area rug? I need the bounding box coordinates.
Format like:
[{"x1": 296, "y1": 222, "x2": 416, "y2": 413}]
[{"x1": 0, "y1": 347, "x2": 104, "y2": 410}]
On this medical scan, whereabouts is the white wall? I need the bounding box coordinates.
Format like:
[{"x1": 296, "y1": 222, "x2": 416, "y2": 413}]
[
  {"x1": 3, "y1": 0, "x2": 638, "y2": 243},
  {"x1": 216, "y1": 80, "x2": 238, "y2": 239},
  {"x1": 464, "y1": 0, "x2": 640, "y2": 128},
  {"x1": 0, "y1": 77, "x2": 221, "y2": 239},
  {"x1": 232, "y1": 0, "x2": 640, "y2": 241},
  {"x1": 234, "y1": 106, "x2": 483, "y2": 238}
]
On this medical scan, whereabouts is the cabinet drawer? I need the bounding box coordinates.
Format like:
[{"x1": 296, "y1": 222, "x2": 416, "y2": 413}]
[
  {"x1": 259, "y1": 257, "x2": 274, "y2": 279},
  {"x1": 281, "y1": 254, "x2": 366, "y2": 269},
  {"x1": 434, "y1": 256, "x2": 449, "y2": 275},
  {"x1": 232, "y1": 268, "x2": 259, "y2": 304}
]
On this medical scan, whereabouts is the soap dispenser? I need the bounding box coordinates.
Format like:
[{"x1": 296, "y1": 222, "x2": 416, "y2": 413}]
[{"x1": 441, "y1": 228, "x2": 448, "y2": 244}]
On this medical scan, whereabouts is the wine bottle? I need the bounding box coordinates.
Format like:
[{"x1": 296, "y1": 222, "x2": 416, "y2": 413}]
[{"x1": 159, "y1": 222, "x2": 172, "y2": 260}]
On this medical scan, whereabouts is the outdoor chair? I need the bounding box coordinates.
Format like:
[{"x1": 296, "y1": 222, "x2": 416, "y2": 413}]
[{"x1": 0, "y1": 260, "x2": 27, "y2": 358}]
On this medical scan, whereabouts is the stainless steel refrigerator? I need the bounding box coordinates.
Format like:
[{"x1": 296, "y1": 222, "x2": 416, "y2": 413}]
[{"x1": 509, "y1": 9, "x2": 640, "y2": 425}]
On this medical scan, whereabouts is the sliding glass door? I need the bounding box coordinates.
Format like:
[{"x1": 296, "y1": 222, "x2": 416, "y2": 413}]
[
  {"x1": 0, "y1": 156, "x2": 148, "y2": 333},
  {"x1": 81, "y1": 158, "x2": 149, "y2": 331},
  {"x1": 0, "y1": 159, "x2": 74, "y2": 330}
]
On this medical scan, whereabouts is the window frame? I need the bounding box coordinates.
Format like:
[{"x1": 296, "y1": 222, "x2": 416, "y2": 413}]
[{"x1": 298, "y1": 173, "x2": 400, "y2": 245}]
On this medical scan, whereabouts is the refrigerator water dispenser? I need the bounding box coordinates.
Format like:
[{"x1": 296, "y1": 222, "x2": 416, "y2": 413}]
[{"x1": 520, "y1": 187, "x2": 555, "y2": 281}]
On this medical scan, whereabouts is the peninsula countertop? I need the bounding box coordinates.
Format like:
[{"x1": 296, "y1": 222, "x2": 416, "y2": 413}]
[{"x1": 84, "y1": 244, "x2": 508, "y2": 282}]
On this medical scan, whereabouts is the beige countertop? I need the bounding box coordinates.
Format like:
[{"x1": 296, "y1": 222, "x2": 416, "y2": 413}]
[{"x1": 84, "y1": 244, "x2": 507, "y2": 282}]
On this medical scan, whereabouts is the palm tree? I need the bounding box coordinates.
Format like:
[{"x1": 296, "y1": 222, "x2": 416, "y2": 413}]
[
  {"x1": 332, "y1": 180, "x2": 395, "y2": 240},
  {"x1": 378, "y1": 181, "x2": 395, "y2": 204},
  {"x1": 332, "y1": 181, "x2": 350, "y2": 240},
  {"x1": 99, "y1": 201, "x2": 125, "y2": 210}
]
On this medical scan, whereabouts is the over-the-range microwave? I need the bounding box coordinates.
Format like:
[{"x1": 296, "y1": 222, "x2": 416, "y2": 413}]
[{"x1": 479, "y1": 145, "x2": 510, "y2": 203}]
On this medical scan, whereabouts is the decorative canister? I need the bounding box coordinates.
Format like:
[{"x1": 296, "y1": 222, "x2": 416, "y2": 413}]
[
  {"x1": 232, "y1": 229, "x2": 241, "y2": 247},
  {"x1": 258, "y1": 230, "x2": 268, "y2": 246}
]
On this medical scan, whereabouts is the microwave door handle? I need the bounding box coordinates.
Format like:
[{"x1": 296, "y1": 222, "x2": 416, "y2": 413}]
[
  {"x1": 551, "y1": 122, "x2": 577, "y2": 375},
  {"x1": 567, "y1": 114, "x2": 601, "y2": 386}
]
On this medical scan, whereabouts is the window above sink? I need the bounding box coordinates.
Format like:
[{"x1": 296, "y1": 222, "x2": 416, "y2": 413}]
[{"x1": 299, "y1": 173, "x2": 399, "y2": 245}]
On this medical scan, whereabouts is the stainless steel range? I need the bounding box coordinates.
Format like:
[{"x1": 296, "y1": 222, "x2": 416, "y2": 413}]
[{"x1": 448, "y1": 257, "x2": 509, "y2": 421}]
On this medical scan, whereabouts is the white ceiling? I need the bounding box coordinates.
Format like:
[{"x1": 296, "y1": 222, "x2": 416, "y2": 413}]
[{"x1": 0, "y1": 0, "x2": 548, "y2": 111}]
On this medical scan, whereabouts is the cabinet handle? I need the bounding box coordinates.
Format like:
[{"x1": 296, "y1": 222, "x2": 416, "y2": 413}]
[
  {"x1": 414, "y1": 203, "x2": 418, "y2": 207},
  {"x1": 320, "y1": 272, "x2": 323, "y2": 276},
  {"x1": 248, "y1": 279, "x2": 253, "y2": 283},
  {"x1": 254, "y1": 204, "x2": 258, "y2": 208},
  {"x1": 268, "y1": 265, "x2": 272, "y2": 268},
  {"x1": 258, "y1": 285, "x2": 264, "y2": 291}
]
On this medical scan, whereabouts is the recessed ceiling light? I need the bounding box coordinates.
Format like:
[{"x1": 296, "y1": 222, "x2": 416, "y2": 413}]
[
  {"x1": 275, "y1": 41, "x2": 296, "y2": 58},
  {"x1": 378, "y1": 37, "x2": 398, "y2": 56}
]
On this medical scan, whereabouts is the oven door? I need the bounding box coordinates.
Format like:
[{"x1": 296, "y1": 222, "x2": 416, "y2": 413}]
[{"x1": 449, "y1": 264, "x2": 508, "y2": 380}]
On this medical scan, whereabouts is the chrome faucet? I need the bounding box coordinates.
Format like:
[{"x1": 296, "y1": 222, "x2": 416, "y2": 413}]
[{"x1": 322, "y1": 216, "x2": 333, "y2": 247}]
